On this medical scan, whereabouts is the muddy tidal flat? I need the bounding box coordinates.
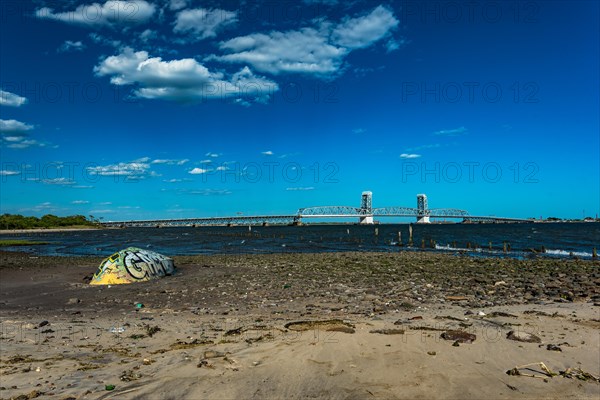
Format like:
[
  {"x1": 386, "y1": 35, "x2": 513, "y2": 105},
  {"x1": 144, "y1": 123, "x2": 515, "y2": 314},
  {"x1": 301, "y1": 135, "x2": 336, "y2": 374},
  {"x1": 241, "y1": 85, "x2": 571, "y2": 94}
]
[{"x1": 1, "y1": 251, "x2": 599, "y2": 399}]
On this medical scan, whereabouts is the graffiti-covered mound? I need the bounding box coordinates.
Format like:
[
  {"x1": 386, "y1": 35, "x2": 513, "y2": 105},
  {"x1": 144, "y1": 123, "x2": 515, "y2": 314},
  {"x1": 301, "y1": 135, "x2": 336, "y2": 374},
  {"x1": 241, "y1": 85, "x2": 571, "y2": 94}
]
[{"x1": 90, "y1": 247, "x2": 175, "y2": 285}]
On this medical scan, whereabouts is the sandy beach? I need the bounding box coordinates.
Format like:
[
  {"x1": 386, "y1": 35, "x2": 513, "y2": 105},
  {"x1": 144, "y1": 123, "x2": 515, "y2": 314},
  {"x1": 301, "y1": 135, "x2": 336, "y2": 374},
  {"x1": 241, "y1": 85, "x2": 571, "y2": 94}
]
[{"x1": 0, "y1": 250, "x2": 599, "y2": 399}]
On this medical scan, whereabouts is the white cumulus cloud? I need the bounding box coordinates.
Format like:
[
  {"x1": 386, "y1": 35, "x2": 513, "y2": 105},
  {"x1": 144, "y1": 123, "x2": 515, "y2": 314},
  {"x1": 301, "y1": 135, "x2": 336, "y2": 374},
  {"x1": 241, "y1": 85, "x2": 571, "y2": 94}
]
[
  {"x1": 331, "y1": 5, "x2": 398, "y2": 49},
  {"x1": 42, "y1": 178, "x2": 77, "y2": 186},
  {"x1": 0, "y1": 90, "x2": 27, "y2": 107},
  {"x1": 151, "y1": 158, "x2": 189, "y2": 165},
  {"x1": 215, "y1": 28, "x2": 347, "y2": 76},
  {"x1": 35, "y1": 0, "x2": 156, "y2": 27},
  {"x1": 400, "y1": 153, "x2": 421, "y2": 159},
  {"x1": 0, "y1": 119, "x2": 54, "y2": 149},
  {"x1": 95, "y1": 48, "x2": 278, "y2": 103},
  {"x1": 169, "y1": 0, "x2": 188, "y2": 11},
  {"x1": 212, "y1": 5, "x2": 399, "y2": 77},
  {"x1": 0, "y1": 119, "x2": 33, "y2": 133},
  {"x1": 189, "y1": 167, "x2": 208, "y2": 174},
  {"x1": 58, "y1": 40, "x2": 86, "y2": 53},
  {"x1": 0, "y1": 170, "x2": 20, "y2": 176},
  {"x1": 86, "y1": 159, "x2": 152, "y2": 179},
  {"x1": 174, "y1": 8, "x2": 237, "y2": 40}
]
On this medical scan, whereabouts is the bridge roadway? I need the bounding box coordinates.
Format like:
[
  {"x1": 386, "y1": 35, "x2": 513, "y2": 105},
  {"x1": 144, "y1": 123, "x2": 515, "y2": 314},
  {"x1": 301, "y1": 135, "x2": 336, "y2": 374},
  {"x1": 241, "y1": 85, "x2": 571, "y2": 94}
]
[{"x1": 101, "y1": 209, "x2": 530, "y2": 228}]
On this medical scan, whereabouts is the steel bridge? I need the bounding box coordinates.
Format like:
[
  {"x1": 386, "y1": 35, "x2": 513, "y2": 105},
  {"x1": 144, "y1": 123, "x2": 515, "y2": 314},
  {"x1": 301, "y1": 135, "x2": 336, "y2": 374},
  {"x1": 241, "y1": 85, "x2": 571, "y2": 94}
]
[{"x1": 101, "y1": 192, "x2": 530, "y2": 227}]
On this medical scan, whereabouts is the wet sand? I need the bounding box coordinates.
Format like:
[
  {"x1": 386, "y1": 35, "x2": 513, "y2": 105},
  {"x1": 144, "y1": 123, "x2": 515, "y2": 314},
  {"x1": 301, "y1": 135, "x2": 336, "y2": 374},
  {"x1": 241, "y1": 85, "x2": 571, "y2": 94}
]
[{"x1": 1, "y1": 251, "x2": 599, "y2": 399}]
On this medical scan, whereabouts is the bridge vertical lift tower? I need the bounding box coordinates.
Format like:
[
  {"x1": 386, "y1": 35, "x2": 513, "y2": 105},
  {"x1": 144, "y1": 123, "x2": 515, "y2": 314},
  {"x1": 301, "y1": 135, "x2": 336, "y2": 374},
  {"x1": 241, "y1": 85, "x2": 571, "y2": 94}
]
[
  {"x1": 416, "y1": 194, "x2": 430, "y2": 223},
  {"x1": 359, "y1": 191, "x2": 374, "y2": 224}
]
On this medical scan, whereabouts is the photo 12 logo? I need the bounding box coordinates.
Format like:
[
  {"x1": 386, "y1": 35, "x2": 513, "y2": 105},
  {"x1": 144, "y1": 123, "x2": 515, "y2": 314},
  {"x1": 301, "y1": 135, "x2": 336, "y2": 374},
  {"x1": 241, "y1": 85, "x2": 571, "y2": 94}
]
[
  {"x1": 398, "y1": 1, "x2": 540, "y2": 24},
  {"x1": 401, "y1": 161, "x2": 540, "y2": 183},
  {"x1": 197, "y1": 161, "x2": 340, "y2": 184},
  {"x1": 400, "y1": 81, "x2": 540, "y2": 104}
]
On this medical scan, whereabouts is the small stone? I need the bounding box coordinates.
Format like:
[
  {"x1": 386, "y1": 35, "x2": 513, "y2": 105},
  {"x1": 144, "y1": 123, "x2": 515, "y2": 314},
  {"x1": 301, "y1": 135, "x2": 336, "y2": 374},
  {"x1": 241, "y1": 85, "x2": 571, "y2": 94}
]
[
  {"x1": 38, "y1": 321, "x2": 49, "y2": 327},
  {"x1": 67, "y1": 298, "x2": 80, "y2": 305},
  {"x1": 427, "y1": 351, "x2": 436, "y2": 356},
  {"x1": 546, "y1": 344, "x2": 562, "y2": 352}
]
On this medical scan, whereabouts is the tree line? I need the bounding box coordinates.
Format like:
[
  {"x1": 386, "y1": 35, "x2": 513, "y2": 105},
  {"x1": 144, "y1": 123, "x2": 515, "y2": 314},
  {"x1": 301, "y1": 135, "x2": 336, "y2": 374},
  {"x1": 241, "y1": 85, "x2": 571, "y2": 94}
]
[{"x1": 0, "y1": 214, "x2": 98, "y2": 230}]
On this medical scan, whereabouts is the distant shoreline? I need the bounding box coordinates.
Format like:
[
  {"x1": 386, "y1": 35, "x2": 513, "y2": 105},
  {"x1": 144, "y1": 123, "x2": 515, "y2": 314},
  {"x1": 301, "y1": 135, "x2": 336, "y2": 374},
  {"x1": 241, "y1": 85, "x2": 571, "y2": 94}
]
[{"x1": 0, "y1": 226, "x2": 103, "y2": 235}]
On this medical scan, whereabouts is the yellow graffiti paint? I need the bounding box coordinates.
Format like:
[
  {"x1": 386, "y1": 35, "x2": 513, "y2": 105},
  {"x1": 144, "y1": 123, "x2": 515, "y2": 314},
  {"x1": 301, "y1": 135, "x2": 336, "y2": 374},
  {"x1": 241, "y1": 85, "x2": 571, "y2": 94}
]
[{"x1": 90, "y1": 247, "x2": 175, "y2": 285}]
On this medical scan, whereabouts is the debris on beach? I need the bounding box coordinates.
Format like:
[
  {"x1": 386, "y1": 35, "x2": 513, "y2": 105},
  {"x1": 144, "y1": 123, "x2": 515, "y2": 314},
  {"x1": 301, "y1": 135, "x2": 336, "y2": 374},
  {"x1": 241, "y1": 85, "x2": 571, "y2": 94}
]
[
  {"x1": 90, "y1": 247, "x2": 175, "y2": 285},
  {"x1": 120, "y1": 369, "x2": 142, "y2": 382},
  {"x1": 485, "y1": 311, "x2": 518, "y2": 318},
  {"x1": 506, "y1": 330, "x2": 542, "y2": 343},
  {"x1": 559, "y1": 367, "x2": 600, "y2": 382},
  {"x1": 284, "y1": 319, "x2": 355, "y2": 333},
  {"x1": 440, "y1": 330, "x2": 476, "y2": 343},
  {"x1": 369, "y1": 328, "x2": 405, "y2": 335},
  {"x1": 506, "y1": 362, "x2": 557, "y2": 380},
  {"x1": 109, "y1": 326, "x2": 126, "y2": 334}
]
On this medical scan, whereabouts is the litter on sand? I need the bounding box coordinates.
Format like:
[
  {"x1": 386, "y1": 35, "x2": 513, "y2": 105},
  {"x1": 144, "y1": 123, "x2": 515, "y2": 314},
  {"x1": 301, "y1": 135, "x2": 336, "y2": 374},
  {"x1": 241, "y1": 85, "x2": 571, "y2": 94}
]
[{"x1": 506, "y1": 362, "x2": 557, "y2": 380}]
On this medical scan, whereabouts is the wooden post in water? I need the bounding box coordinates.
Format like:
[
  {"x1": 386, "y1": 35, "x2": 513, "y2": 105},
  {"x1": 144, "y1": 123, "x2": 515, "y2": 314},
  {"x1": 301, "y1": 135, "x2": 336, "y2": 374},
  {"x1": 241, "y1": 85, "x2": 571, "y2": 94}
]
[
  {"x1": 467, "y1": 242, "x2": 471, "y2": 249},
  {"x1": 503, "y1": 242, "x2": 507, "y2": 253},
  {"x1": 489, "y1": 241, "x2": 492, "y2": 251},
  {"x1": 421, "y1": 238, "x2": 425, "y2": 249},
  {"x1": 541, "y1": 245, "x2": 546, "y2": 253},
  {"x1": 593, "y1": 247, "x2": 597, "y2": 258},
  {"x1": 398, "y1": 231, "x2": 402, "y2": 246},
  {"x1": 375, "y1": 227, "x2": 379, "y2": 236},
  {"x1": 409, "y1": 225, "x2": 413, "y2": 247},
  {"x1": 507, "y1": 243, "x2": 511, "y2": 252}
]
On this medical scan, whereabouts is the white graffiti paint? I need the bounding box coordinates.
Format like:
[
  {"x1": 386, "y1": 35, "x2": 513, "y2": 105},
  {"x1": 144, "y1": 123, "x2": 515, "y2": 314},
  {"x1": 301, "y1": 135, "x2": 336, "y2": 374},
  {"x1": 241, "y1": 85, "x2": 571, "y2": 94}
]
[
  {"x1": 122, "y1": 248, "x2": 174, "y2": 280},
  {"x1": 91, "y1": 247, "x2": 175, "y2": 285}
]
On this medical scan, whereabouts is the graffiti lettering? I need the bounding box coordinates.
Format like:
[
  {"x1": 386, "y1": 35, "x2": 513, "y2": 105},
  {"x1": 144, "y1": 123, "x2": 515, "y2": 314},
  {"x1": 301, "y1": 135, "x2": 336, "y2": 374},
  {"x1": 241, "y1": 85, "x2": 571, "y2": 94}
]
[
  {"x1": 91, "y1": 247, "x2": 175, "y2": 285},
  {"x1": 123, "y1": 250, "x2": 172, "y2": 280}
]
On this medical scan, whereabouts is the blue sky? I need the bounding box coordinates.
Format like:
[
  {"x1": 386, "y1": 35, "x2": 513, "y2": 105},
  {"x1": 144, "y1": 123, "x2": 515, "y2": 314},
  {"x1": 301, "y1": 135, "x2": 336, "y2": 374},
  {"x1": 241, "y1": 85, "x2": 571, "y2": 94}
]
[{"x1": 0, "y1": 0, "x2": 598, "y2": 221}]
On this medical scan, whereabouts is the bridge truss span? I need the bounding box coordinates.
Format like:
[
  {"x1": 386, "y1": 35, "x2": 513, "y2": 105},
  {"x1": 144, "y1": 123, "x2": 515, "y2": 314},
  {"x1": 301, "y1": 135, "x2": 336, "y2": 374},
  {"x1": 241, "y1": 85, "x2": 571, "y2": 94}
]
[
  {"x1": 298, "y1": 206, "x2": 365, "y2": 217},
  {"x1": 427, "y1": 208, "x2": 470, "y2": 218},
  {"x1": 372, "y1": 207, "x2": 419, "y2": 217}
]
